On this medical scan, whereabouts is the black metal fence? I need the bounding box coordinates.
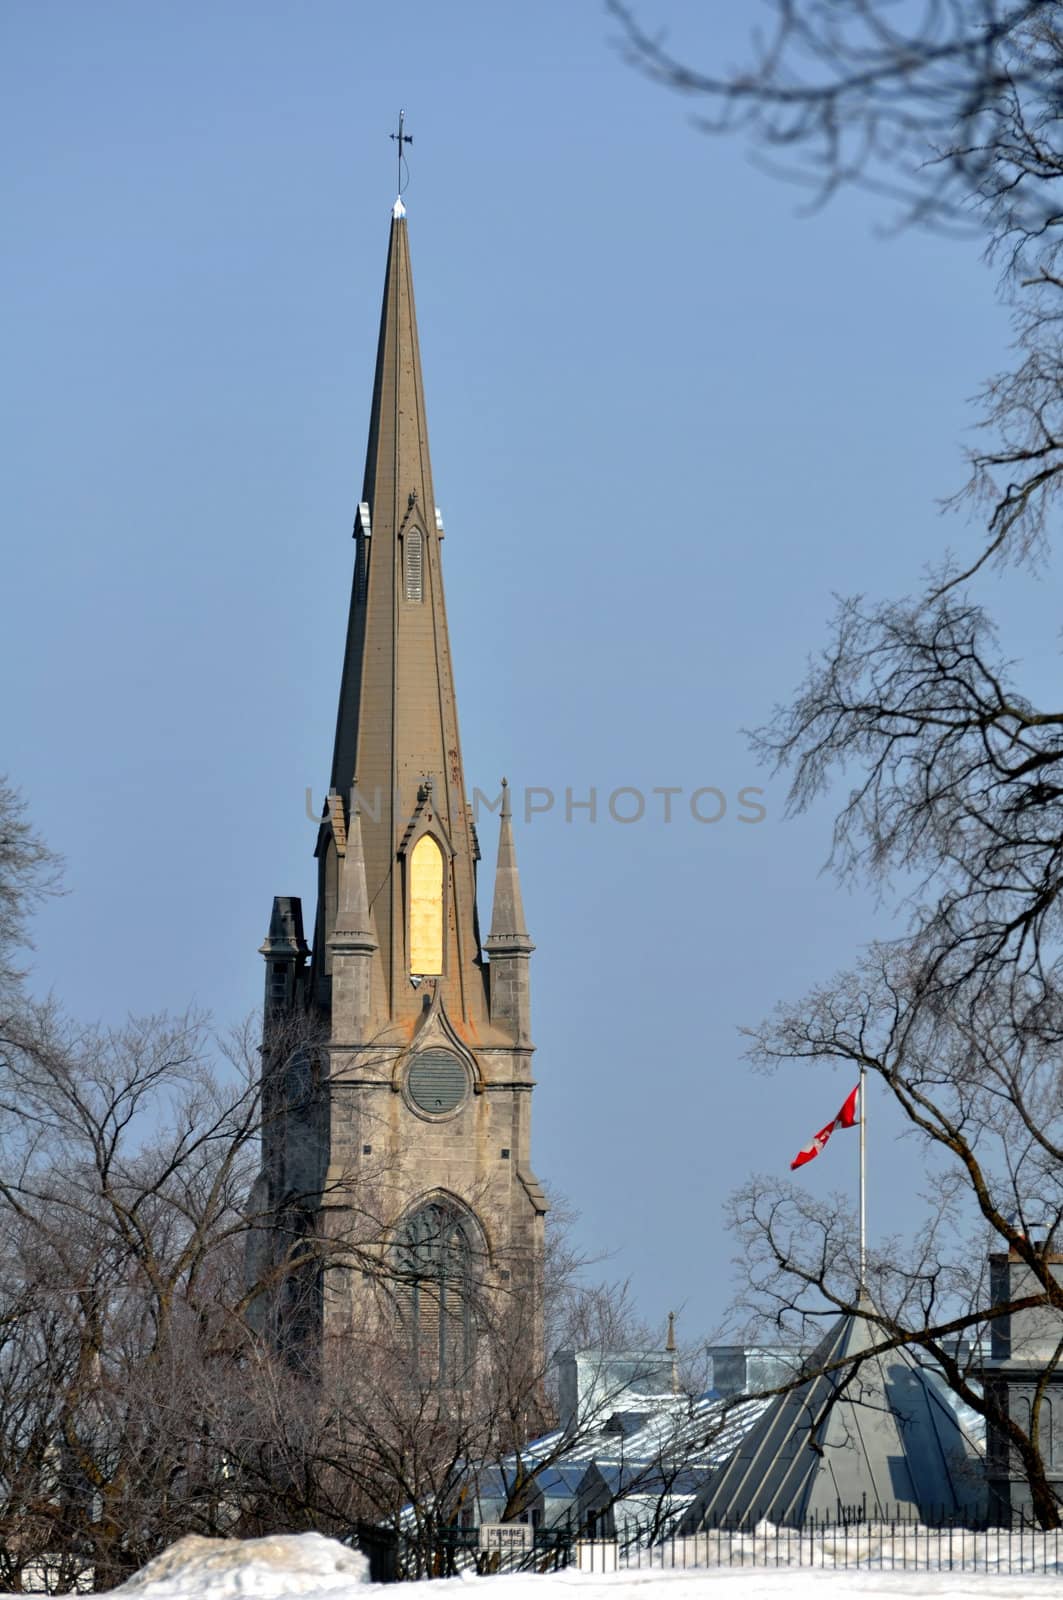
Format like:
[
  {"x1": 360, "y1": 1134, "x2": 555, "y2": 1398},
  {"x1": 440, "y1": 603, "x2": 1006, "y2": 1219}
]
[
  {"x1": 381, "y1": 1513, "x2": 1063, "y2": 1579},
  {"x1": 388, "y1": 1526, "x2": 574, "y2": 1581}
]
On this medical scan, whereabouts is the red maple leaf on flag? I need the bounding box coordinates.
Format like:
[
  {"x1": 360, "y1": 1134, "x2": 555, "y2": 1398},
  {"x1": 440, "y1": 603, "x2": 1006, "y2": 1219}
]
[{"x1": 790, "y1": 1083, "x2": 860, "y2": 1170}]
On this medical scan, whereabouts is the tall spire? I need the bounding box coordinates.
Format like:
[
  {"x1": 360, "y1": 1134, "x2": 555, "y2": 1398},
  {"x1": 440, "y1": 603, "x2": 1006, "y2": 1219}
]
[
  {"x1": 487, "y1": 779, "x2": 533, "y2": 952},
  {"x1": 317, "y1": 203, "x2": 486, "y2": 1032}
]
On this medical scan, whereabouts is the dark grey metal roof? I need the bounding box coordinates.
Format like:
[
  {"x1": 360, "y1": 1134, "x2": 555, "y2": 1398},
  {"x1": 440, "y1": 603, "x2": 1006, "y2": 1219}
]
[{"x1": 681, "y1": 1302, "x2": 986, "y2": 1530}]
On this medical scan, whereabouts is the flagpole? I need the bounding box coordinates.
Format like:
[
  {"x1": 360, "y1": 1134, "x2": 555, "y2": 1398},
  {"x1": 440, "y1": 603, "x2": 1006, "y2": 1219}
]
[{"x1": 858, "y1": 1063, "x2": 867, "y2": 1294}]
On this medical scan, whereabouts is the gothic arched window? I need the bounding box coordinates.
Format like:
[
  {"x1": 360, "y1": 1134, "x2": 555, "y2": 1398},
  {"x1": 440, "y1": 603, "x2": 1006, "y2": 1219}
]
[
  {"x1": 404, "y1": 527, "x2": 424, "y2": 602},
  {"x1": 395, "y1": 1199, "x2": 478, "y2": 1385},
  {"x1": 409, "y1": 834, "x2": 444, "y2": 975}
]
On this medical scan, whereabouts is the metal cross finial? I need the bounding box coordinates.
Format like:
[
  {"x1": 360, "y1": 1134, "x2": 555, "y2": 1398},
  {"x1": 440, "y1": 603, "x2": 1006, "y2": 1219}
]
[{"x1": 390, "y1": 109, "x2": 413, "y2": 197}]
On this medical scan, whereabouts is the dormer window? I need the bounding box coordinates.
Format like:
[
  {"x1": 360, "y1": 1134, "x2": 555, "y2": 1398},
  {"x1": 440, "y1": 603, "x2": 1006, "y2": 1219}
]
[{"x1": 404, "y1": 527, "x2": 424, "y2": 602}]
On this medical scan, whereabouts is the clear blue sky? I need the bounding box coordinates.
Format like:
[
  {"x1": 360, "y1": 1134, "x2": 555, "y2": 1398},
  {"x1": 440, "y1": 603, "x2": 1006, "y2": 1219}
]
[{"x1": 4, "y1": 1, "x2": 1054, "y2": 1341}]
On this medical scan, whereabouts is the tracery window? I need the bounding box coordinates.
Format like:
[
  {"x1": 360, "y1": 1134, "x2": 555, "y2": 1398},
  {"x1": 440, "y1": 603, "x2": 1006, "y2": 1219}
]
[{"x1": 395, "y1": 1199, "x2": 478, "y2": 1385}]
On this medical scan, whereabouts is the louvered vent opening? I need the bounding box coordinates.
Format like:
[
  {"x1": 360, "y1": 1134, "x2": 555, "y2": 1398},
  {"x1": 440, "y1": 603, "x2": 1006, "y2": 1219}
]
[
  {"x1": 355, "y1": 536, "x2": 369, "y2": 602},
  {"x1": 407, "y1": 1047, "x2": 467, "y2": 1114},
  {"x1": 404, "y1": 527, "x2": 424, "y2": 602},
  {"x1": 414, "y1": 1279, "x2": 442, "y2": 1378}
]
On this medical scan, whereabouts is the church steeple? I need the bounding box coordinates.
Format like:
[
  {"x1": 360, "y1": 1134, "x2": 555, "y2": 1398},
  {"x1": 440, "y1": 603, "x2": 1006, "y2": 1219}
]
[
  {"x1": 317, "y1": 199, "x2": 486, "y2": 1037},
  {"x1": 254, "y1": 185, "x2": 545, "y2": 1381}
]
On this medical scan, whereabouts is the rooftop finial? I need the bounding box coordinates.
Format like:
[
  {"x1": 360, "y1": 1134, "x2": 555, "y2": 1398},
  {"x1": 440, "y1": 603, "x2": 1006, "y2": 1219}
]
[
  {"x1": 390, "y1": 108, "x2": 412, "y2": 215},
  {"x1": 666, "y1": 1310, "x2": 678, "y2": 1395}
]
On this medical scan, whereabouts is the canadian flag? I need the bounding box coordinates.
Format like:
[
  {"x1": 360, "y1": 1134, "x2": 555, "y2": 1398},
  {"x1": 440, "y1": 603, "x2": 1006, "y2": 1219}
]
[{"x1": 790, "y1": 1083, "x2": 860, "y2": 1170}]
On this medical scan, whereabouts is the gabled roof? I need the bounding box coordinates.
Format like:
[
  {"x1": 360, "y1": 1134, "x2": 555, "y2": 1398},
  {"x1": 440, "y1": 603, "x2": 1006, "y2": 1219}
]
[
  {"x1": 681, "y1": 1302, "x2": 986, "y2": 1530},
  {"x1": 470, "y1": 1462, "x2": 590, "y2": 1502}
]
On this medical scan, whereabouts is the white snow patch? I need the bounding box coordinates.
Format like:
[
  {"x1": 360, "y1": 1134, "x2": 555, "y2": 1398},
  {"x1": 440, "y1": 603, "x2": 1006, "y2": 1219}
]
[
  {"x1": 414, "y1": 1576, "x2": 1063, "y2": 1600},
  {"x1": 104, "y1": 1532, "x2": 368, "y2": 1598},
  {"x1": 83, "y1": 1531, "x2": 1063, "y2": 1600}
]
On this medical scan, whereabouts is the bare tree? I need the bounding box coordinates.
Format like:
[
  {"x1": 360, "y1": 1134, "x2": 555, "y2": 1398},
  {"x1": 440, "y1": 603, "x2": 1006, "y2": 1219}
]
[
  {"x1": 607, "y1": 0, "x2": 1063, "y2": 1528},
  {"x1": 0, "y1": 786, "x2": 669, "y2": 1582},
  {"x1": 0, "y1": 777, "x2": 59, "y2": 1021},
  {"x1": 290, "y1": 1210, "x2": 672, "y2": 1570},
  {"x1": 609, "y1": 1, "x2": 1059, "y2": 233},
  {"x1": 0, "y1": 1003, "x2": 265, "y2": 1586},
  {"x1": 733, "y1": 957, "x2": 1063, "y2": 1523}
]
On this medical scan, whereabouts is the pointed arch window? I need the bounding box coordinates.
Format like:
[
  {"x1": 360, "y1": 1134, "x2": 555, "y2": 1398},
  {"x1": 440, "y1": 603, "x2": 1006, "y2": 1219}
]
[
  {"x1": 404, "y1": 527, "x2": 424, "y2": 602},
  {"x1": 409, "y1": 834, "x2": 444, "y2": 975},
  {"x1": 395, "y1": 1199, "x2": 478, "y2": 1385}
]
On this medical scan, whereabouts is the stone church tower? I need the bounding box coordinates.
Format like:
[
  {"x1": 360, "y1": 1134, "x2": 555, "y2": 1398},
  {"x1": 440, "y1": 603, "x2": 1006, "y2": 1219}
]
[{"x1": 248, "y1": 197, "x2": 546, "y2": 1385}]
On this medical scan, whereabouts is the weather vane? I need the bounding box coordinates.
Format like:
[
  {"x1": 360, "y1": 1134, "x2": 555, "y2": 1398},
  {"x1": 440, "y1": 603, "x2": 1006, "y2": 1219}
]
[{"x1": 390, "y1": 109, "x2": 412, "y2": 198}]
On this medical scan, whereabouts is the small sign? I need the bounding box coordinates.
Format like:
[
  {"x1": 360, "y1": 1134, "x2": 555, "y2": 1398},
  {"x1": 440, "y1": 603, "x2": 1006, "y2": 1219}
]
[{"x1": 479, "y1": 1523, "x2": 533, "y2": 1552}]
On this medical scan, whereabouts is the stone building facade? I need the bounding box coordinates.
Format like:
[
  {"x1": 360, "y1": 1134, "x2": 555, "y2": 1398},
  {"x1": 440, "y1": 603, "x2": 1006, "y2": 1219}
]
[
  {"x1": 982, "y1": 1251, "x2": 1063, "y2": 1521},
  {"x1": 247, "y1": 198, "x2": 546, "y2": 1385}
]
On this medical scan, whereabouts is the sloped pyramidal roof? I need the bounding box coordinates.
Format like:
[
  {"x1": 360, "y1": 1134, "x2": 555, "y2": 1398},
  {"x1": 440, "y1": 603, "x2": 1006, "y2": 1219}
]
[{"x1": 681, "y1": 1300, "x2": 985, "y2": 1529}]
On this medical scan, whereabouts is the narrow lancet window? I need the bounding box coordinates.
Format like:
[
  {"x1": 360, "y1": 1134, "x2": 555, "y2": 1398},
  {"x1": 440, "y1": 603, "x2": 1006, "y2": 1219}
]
[
  {"x1": 404, "y1": 527, "x2": 424, "y2": 602},
  {"x1": 355, "y1": 536, "x2": 369, "y2": 602},
  {"x1": 409, "y1": 834, "x2": 444, "y2": 975}
]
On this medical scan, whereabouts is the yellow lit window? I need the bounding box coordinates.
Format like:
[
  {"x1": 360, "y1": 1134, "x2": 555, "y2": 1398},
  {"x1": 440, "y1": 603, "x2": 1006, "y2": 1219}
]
[{"x1": 409, "y1": 835, "x2": 444, "y2": 975}]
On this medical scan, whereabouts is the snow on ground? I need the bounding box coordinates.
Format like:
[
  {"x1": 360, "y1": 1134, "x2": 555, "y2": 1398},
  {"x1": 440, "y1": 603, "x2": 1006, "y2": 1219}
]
[
  {"x1": 407, "y1": 1575, "x2": 1063, "y2": 1600},
  {"x1": 85, "y1": 1533, "x2": 1063, "y2": 1600}
]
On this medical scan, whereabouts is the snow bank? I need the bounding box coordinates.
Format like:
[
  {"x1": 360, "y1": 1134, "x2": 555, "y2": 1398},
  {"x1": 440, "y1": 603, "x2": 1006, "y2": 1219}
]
[{"x1": 107, "y1": 1532, "x2": 368, "y2": 1598}]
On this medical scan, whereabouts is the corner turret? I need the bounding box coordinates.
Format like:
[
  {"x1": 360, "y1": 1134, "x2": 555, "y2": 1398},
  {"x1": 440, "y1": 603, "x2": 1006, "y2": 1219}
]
[{"x1": 259, "y1": 895, "x2": 309, "y2": 1018}]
